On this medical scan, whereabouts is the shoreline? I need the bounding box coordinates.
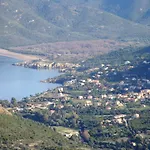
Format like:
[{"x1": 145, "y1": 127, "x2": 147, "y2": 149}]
[{"x1": 0, "y1": 48, "x2": 38, "y2": 61}]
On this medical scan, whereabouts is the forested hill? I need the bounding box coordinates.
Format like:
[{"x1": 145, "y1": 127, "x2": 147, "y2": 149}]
[
  {"x1": 81, "y1": 46, "x2": 150, "y2": 68},
  {"x1": 79, "y1": 45, "x2": 150, "y2": 81},
  {"x1": 1, "y1": 0, "x2": 150, "y2": 48},
  {"x1": 0, "y1": 111, "x2": 83, "y2": 149}
]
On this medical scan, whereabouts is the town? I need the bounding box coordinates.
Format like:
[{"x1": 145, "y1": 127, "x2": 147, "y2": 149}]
[{"x1": 1, "y1": 46, "x2": 149, "y2": 149}]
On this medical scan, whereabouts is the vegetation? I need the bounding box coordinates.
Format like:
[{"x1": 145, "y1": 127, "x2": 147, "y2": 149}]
[
  {"x1": 14, "y1": 45, "x2": 149, "y2": 149},
  {"x1": 0, "y1": 45, "x2": 150, "y2": 149},
  {"x1": 99, "y1": 0, "x2": 150, "y2": 25},
  {"x1": 81, "y1": 46, "x2": 150, "y2": 68},
  {"x1": 1, "y1": 0, "x2": 150, "y2": 48},
  {"x1": 1, "y1": 1, "x2": 150, "y2": 150},
  {"x1": 0, "y1": 113, "x2": 82, "y2": 149},
  {"x1": 129, "y1": 111, "x2": 150, "y2": 131}
]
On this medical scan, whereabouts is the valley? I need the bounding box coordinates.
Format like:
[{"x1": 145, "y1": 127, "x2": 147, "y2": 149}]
[
  {"x1": 0, "y1": 0, "x2": 150, "y2": 149},
  {"x1": 1, "y1": 45, "x2": 150, "y2": 149}
]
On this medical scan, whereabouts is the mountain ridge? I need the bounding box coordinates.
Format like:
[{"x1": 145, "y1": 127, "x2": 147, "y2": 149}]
[{"x1": 1, "y1": 0, "x2": 150, "y2": 48}]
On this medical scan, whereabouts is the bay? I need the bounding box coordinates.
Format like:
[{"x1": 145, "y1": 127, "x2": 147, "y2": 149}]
[{"x1": 0, "y1": 56, "x2": 60, "y2": 101}]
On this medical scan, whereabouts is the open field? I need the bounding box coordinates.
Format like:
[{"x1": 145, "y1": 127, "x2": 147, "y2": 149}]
[
  {"x1": 54, "y1": 126, "x2": 79, "y2": 136},
  {"x1": 0, "y1": 49, "x2": 38, "y2": 61},
  {"x1": 10, "y1": 39, "x2": 134, "y2": 63}
]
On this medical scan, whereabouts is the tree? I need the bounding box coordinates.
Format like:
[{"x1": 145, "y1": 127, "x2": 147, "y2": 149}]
[
  {"x1": 80, "y1": 129, "x2": 90, "y2": 142},
  {"x1": 11, "y1": 97, "x2": 17, "y2": 107},
  {"x1": 0, "y1": 100, "x2": 10, "y2": 107}
]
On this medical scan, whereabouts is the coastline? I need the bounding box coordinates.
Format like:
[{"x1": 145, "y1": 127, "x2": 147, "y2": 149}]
[{"x1": 0, "y1": 48, "x2": 38, "y2": 61}]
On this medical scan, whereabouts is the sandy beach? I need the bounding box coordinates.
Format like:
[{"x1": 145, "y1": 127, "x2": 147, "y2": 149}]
[{"x1": 0, "y1": 48, "x2": 38, "y2": 61}]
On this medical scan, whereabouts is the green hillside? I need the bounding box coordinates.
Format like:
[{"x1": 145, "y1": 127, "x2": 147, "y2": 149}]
[
  {"x1": 1, "y1": 0, "x2": 150, "y2": 48},
  {"x1": 79, "y1": 45, "x2": 149, "y2": 74},
  {"x1": 0, "y1": 0, "x2": 92, "y2": 48},
  {"x1": 99, "y1": 0, "x2": 150, "y2": 25},
  {"x1": 0, "y1": 113, "x2": 82, "y2": 149}
]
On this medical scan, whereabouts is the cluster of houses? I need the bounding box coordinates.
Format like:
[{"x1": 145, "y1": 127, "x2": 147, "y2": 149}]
[
  {"x1": 14, "y1": 60, "x2": 149, "y2": 112},
  {"x1": 13, "y1": 59, "x2": 80, "y2": 72},
  {"x1": 12, "y1": 101, "x2": 54, "y2": 112},
  {"x1": 75, "y1": 88, "x2": 150, "y2": 109},
  {"x1": 10, "y1": 58, "x2": 150, "y2": 140},
  {"x1": 101, "y1": 113, "x2": 140, "y2": 128}
]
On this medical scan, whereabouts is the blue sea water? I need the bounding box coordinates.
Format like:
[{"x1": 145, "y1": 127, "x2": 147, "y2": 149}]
[{"x1": 0, "y1": 56, "x2": 60, "y2": 101}]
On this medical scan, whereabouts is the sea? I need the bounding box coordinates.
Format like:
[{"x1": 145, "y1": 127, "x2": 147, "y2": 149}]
[{"x1": 0, "y1": 56, "x2": 61, "y2": 101}]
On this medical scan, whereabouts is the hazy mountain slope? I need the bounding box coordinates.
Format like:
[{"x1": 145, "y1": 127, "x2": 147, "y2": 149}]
[
  {"x1": 1, "y1": 0, "x2": 150, "y2": 48},
  {"x1": 139, "y1": 9, "x2": 150, "y2": 25},
  {"x1": 0, "y1": 0, "x2": 56, "y2": 46},
  {"x1": 0, "y1": 0, "x2": 92, "y2": 48},
  {"x1": 99, "y1": 0, "x2": 150, "y2": 25},
  {"x1": 26, "y1": 0, "x2": 150, "y2": 39},
  {"x1": 29, "y1": 0, "x2": 150, "y2": 25}
]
